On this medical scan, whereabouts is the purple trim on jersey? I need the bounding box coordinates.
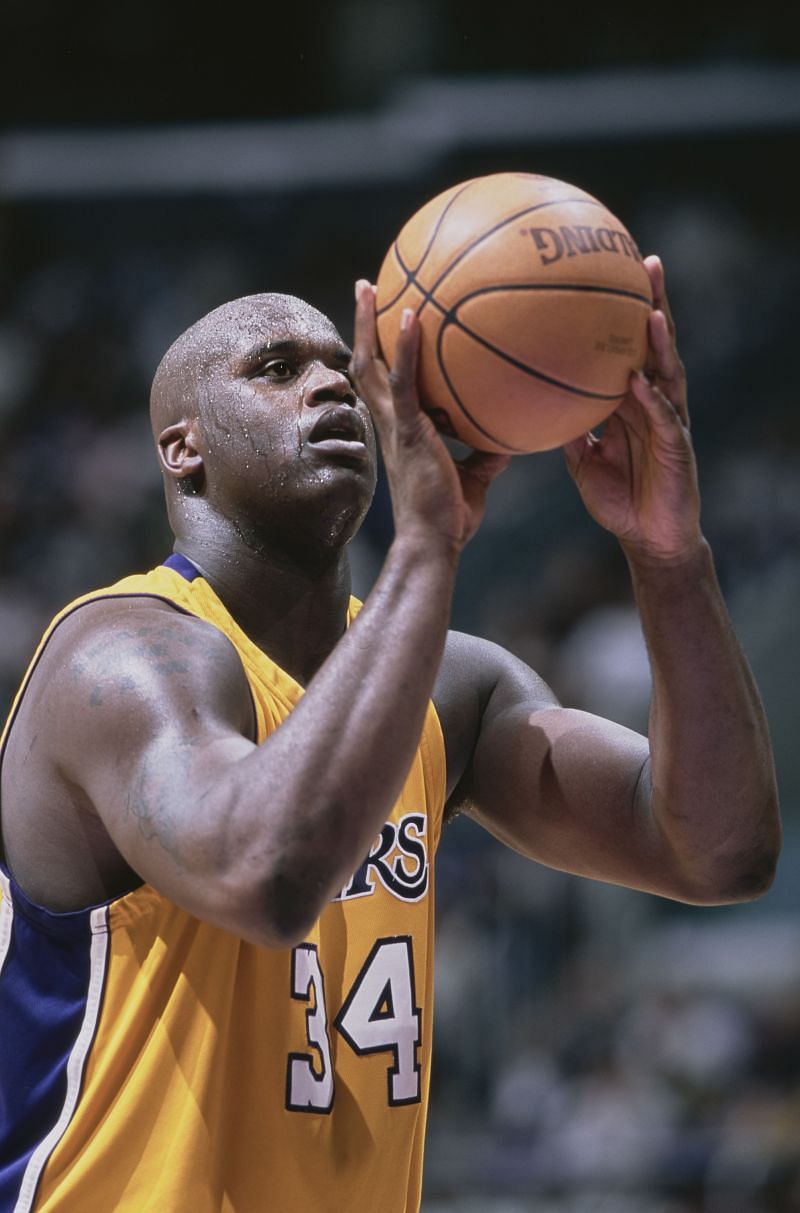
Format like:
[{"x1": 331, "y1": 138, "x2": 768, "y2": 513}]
[
  {"x1": 0, "y1": 568, "x2": 212, "y2": 1206},
  {"x1": 163, "y1": 553, "x2": 202, "y2": 582},
  {"x1": 0, "y1": 865, "x2": 107, "y2": 1209}
]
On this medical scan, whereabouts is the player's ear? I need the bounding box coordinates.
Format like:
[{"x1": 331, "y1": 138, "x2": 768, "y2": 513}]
[{"x1": 158, "y1": 421, "x2": 205, "y2": 484}]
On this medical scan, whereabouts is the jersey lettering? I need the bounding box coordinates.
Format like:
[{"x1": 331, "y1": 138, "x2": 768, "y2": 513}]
[{"x1": 335, "y1": 813, "x2": 428, "y2": 903}]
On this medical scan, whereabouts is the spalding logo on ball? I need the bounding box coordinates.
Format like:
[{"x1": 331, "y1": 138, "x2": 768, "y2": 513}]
[{"x1": 375, "y1": 172, "x2": 652, "y2": 454}]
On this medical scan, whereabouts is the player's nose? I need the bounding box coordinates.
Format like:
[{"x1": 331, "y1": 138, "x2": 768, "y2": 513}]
[{"x1": 306, "y1": 362, "x2": 357, "y2": 406}]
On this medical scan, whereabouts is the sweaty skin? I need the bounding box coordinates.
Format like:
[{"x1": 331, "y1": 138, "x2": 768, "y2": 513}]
[{"x1": 0, "y1": 267, "x2": 781, "y2": 948}]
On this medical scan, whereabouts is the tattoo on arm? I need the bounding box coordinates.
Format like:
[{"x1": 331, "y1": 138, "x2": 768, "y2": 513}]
[
  {"x1": 123, "y1": 741, "x2": 199, "y2": 867},
  {"x1": 78, "y1": 620, "x2": 222, "y2": 706}
]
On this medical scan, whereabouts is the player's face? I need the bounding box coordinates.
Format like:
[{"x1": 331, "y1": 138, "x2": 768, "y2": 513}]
[{"x1": 200, "y1": 298, "x2": 377, "y2": 546}]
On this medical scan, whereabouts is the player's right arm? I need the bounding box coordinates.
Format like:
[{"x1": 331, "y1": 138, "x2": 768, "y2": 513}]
[
  {"x1": 30, "y1": 531, "x2": 457, "y2": 948},
  {"x1": 28, "y1": 575, "x2": 447, "y2": 950}
]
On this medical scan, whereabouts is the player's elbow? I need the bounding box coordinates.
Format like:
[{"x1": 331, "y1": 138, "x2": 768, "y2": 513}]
[
  {"x1": 247, "y1": 864, "x2": 335, "y2": 949},
  {"x1": 228, "y1": 894, "x2": 318, "y2": 951},
  {"x1": 196, "y1": 861, "x2": 324, "y2": 950},
  {"x1": 251, "y1": 803, "x2": 371, "y2": 946},
  {"x1": 264, "y1": 878, "x2": 325, "y2": 948},
  {"x1": 719, "y1": 793, "x2": 783, "y2": 903},
  {"x1": 683, "y1": 820, "x2": 782, "y2": 906},
  {"x1": 707, "y1": 847, "x2": 779, "y2": 904}
]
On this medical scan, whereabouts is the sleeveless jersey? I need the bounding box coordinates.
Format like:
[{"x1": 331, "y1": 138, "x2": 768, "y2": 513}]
[{"x1": 0, "y1": 556, "x2": 447, "y2": 1213}]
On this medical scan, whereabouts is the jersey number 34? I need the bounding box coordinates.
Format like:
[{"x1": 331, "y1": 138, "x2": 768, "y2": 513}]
[{"x1": 286, "y1": 935, "x2": 421, "y2": 1112}]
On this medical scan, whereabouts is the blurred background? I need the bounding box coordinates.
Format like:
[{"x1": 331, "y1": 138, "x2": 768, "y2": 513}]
[{"x1": 2, "y1": 2, "x2": 800, "y2": 1209}]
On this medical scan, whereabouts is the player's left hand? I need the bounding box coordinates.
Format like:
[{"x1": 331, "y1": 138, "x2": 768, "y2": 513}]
[
  {"x1": 350, "y1": 281, "x2": 510, "y2": 554},
  {"x1": 563, "y1": 255, "x2": 703, "y2": 565}
]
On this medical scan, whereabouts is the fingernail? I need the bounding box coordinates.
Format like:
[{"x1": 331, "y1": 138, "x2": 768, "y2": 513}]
[{"x1": 401, "y1": 308, "x2": 413, "y2": 331}]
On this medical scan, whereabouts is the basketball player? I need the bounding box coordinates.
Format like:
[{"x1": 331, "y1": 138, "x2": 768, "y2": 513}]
[{"x1": 0, "y1": 257, "x2": 779, "y2": 1212}]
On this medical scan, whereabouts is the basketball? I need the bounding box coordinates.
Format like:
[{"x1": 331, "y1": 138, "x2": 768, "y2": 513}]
[{"x1": 375, "y1": 172, "x2": 653, "y2": 454}]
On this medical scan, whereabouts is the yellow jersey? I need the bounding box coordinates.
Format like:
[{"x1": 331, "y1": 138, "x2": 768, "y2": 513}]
[{"x1": 0, "y1": 555, "x2": 446, "y2": 1212}]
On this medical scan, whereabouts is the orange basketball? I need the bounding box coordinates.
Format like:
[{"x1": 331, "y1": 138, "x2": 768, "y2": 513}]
[{"x1": 375, "y1": 172, "x2": 653, "y2": 454}]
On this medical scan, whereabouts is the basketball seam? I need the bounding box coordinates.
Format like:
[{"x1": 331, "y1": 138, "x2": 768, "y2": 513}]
[
  {"x1": 375, "y1": 179, "x2": 478, "y2": 317},
  {"x1": 444, "y1": 312, "x2": 631, "y2": 401},
  {"x1": 423, "y1": 282, "x2": 653, "y2": 320},
  {"x1": 418, "y1": 197, "x2": 610, "y2": 318},
  {"x1": 452, "y1": 282, "x2": 653, "y2": 307},
  {"x1": 428, "y1": 281, "x2": 648, "y2": 447},
  {"x1": 434, "y1": 298, "x2": 632, "y2": 451},
  {"x1": 435, "y1": 319, "x2": 526, "y2": 453}
]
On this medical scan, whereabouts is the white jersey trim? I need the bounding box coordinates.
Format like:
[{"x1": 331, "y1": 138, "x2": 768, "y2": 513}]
[
  {"x1": 13, "y1": 905, "x2": 110, "y2": 1213},
  {"x1": 0, "y1": 869, "x2": 13, "y2": 978}
]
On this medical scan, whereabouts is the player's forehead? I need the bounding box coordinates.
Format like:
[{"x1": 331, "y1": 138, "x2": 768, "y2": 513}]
[{"x1": 220, "y1": 294, "x2": 348, "y2": 363}]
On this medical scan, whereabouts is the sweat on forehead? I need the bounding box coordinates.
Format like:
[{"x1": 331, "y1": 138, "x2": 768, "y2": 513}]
[{"x1": 169, "y1": 293, "x2": 339, "y2": 366}]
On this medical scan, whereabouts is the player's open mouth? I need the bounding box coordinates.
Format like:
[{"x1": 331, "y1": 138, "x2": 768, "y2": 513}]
[{"x1": 306, "y1": 407, "x2": 369, "y2": 459}]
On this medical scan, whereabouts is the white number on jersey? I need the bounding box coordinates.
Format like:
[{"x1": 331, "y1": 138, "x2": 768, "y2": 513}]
[
  {"x1": 335, "y1": 937, "x2": 421, "y2": 1105},
  {"x1": 286, "y1": 944, "x2": 334, "y2": 1113},
  {"x1": 286, "y1": 935, "x2": 421, "y2": 1111}
]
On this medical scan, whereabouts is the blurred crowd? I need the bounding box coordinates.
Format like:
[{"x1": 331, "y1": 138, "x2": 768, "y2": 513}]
[
  {"x1": 1, "y1": 144, "x2": 799, "y2": 1209},
  {"x1": 426, "y1": 834, "x2": 800, "y2": 1211}
]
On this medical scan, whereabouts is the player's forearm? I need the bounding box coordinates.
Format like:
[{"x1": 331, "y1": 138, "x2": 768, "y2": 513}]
[
  {"x1": 627, "y1": 538, "x2": 781, "y2": 901},
  {"x1": 217, "y1": 534, "x2": 458, "y2": 941}
]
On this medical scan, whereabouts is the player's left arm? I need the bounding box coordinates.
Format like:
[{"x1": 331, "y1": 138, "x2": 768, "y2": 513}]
[{"x1": 438, "y1": 255, "x2": 781, "y2": 904}]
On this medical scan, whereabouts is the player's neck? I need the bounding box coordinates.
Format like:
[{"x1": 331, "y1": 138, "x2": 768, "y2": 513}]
[{"x1": 174, "y1": 531, "x2": 353, "y2": 687}]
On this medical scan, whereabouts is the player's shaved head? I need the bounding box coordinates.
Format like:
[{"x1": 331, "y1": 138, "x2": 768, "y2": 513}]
[
  {"x1": 149, "y1": 292, "x2": 341, "y2": 437},
  {"x1": 149, "y1": 292, "x2": 370, "y2": 548}
]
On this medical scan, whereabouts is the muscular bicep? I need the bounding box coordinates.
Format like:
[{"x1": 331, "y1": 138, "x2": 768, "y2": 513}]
[
  {"x1": 467, "y1": 701, "x2": 662, "y2": 888},
  {"x1": 440, "y1": 634, "x2": 688, "y2": 899}
]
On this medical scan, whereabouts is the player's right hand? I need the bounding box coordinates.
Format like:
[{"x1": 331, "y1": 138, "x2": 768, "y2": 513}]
[{"x1": 350, "y1": 280, "x2": 509, "y2": 555}]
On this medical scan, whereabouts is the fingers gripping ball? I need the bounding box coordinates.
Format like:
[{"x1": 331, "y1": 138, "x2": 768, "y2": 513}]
[{"x1": 375, "y1": 173, "x2": 653, "y2": 454}]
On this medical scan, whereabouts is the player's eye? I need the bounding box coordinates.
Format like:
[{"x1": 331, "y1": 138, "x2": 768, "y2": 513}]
[{"x1": 260, "y1": 358, "x2": 296, "y2": 379}]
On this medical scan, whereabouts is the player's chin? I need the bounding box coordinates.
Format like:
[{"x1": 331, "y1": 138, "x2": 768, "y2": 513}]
[
  {"x1": 300, "y1": 447, "x2": 377, "y2": 504},
  {"x1": 302, "y1": 437, "x2": 378, "y2": 489},
  {"x1": 315, "y1": 489, "x2": 376, "y2": 549}
]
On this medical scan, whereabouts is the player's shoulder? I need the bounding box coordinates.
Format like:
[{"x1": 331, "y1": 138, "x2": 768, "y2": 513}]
[
  {"x1": 44, "y1": 593, "x2": 239, "y2": 675},
  {"x1": 24, "y1": 592, "x2": 252, "y2": 730},
  {"x1": 435, "y1": 628, "x2": 554, "y2": 710},
  {"x1": 434, "y1": 630, "x2": 557, "y2": 800}
]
